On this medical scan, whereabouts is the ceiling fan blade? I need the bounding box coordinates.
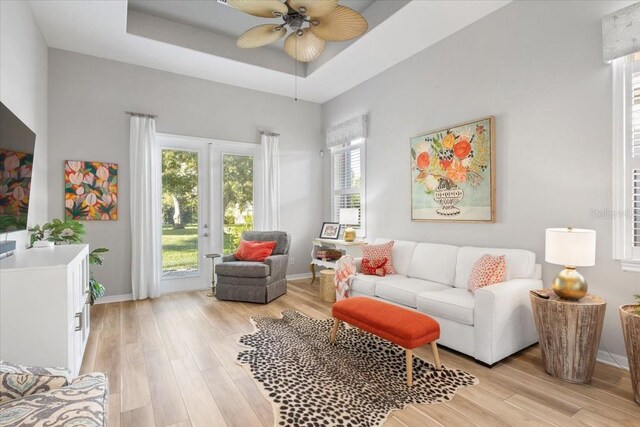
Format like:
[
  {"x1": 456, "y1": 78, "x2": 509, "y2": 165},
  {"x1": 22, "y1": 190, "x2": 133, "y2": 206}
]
[
  {"x1": 287, "y1": 0, "x2": 337, "y2": 18},
  {"x1": 284, "y1": 29, "x2": 326, "y2": 62},
  {"x1": 237, "y1": 24, "x2": 286, "y2": 48},
  {"x1": 310, "y1": 5, "x2": 368, "y2": 42},
  {"x1": 227, "y1": 0, "x2": 288, "y2": 18}
]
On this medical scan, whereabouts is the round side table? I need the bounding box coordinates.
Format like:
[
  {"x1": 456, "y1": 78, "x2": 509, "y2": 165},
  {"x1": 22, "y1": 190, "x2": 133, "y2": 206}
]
[
  {"x1": 319, "y1": 269, "x2": 336, "y2": 303},
  {"x1": 530, "y1": 289, "x2": 606, "y2": 383}
]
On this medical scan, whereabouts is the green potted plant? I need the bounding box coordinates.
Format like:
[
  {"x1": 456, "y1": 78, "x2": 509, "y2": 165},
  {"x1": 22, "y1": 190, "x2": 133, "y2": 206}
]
[
  {"x1": 620, "y1": 295, "x2": 640, "y2": 404},
  {"x1": 30, "y1": 218, "x2": 109, "y2": 305}
]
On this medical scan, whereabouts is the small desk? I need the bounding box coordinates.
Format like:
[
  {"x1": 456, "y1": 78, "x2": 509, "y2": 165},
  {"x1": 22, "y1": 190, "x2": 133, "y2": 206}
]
[
  {"x1": 310, "y1": 239, "x2": 365, "y2": 284},
  {"x1": 530, "y1": 289, "x2": 606, "y2": 384}
]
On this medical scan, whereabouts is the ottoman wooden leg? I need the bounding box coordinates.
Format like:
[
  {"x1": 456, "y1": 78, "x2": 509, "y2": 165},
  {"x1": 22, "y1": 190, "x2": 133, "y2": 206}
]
[
  {"x1": 406, "y1": 349, "x2": 413, "y2": 387},
  {"x1": 330, "y1": 319, "x2": 341, "y2": 343},
  {"x1": 431, "y1": 341, "x2": 441, "y2": 370}
]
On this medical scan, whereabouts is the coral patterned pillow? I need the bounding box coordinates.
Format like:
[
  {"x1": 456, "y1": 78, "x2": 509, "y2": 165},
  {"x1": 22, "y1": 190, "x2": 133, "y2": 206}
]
[
  {"x1": 361, "y1": 257, "x2": 388, "y2": 276},
  {"x1": 361, "y1": 241, "x2": 396, "y2": 274},
  {"x1": 468, "y1": 254, "x2": 507, "y2": 292}
]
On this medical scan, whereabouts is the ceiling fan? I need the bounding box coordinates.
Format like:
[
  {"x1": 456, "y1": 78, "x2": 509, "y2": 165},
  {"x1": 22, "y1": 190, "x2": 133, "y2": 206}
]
[{"x1": 228, "y1": 0, "x2": 368, "y2": 62}]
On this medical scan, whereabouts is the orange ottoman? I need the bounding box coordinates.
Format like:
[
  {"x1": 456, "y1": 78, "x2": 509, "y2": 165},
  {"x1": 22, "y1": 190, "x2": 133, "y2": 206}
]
[{"x1": 330, "y1": 297, "x2": 442, "y2": 386}]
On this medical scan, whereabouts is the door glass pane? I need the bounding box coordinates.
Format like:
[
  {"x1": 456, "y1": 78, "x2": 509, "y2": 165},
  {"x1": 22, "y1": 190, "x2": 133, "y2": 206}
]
[
  {"x1": 223, "y1": 154, "x2": 253, "y2": 254},
  {"x1": 161, "y1": 149, "x2": 199, "y2": 275}
]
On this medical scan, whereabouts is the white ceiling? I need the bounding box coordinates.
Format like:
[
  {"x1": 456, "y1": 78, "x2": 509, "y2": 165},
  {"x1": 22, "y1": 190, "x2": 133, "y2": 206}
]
[{"x1": 29, "y1": 0, "x2": 511, "y2": 103}]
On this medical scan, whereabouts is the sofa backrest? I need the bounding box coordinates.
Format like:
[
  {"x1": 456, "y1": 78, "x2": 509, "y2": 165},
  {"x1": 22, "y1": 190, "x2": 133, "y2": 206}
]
[
  {"x1": 407, "y1": 243, "x2": 459, "y2": 285},
  {"x1": 453, "y1": 246, "x2": 536, "y2": 289},
  {"x1": 373, "y1": 238, "x2": 417, "y2": 276},
  {"x1": 242, "y1": 231, "x2": 290, "y2": 255}
]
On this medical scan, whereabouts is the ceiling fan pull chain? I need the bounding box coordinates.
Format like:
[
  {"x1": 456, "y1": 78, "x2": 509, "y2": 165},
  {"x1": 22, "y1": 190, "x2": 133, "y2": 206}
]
[{"x1": 294, "y1": 36, "x2": 298, "y2": 101}]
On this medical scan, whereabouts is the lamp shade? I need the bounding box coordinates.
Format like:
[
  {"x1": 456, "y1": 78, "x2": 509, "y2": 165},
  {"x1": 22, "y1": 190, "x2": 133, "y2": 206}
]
[
  {"x1": 339, "y1": 208, "x2": 359, "y2": 225},
  {"x1": 545, "y1": 228, "x2": 596, "y2": 267}
]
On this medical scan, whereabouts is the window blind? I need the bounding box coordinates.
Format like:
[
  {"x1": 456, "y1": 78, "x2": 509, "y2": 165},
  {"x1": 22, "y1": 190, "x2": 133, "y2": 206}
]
[
  {"x1": 332, "y1": 143, "x2": 363, "y2": 228},
  {"x1": 634, "y1": 169, "x2": 639, "y2": 247},
  {"x1": 633, "y1": 65, "x2": 640, "y2": 247}
]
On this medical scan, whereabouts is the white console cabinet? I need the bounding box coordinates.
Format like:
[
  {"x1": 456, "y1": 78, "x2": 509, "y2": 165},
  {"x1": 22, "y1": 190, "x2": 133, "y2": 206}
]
[{"x1": 0, "y1": 244, "x2": 90, "y2": 376}]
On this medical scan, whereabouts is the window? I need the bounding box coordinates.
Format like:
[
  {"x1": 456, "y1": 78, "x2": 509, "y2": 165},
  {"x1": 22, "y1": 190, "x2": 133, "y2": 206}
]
[
  {"x1": 613, "y1": 53, "x2": 640, "y2": 270},
  {"x1": 331, "y1": 139, "x2": 365, "y2": 236}
]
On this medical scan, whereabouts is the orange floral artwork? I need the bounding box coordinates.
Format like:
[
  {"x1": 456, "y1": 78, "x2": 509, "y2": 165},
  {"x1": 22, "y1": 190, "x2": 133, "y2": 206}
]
[
  {"x1": 65, "y1": 160, "x2": 118, "y2": 220},
  {"x1": 410, "y1": 117, "x2": 495, "y2": 222}
]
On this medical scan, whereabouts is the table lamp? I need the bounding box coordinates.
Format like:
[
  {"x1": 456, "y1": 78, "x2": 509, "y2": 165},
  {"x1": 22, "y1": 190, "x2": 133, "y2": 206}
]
[
  {"x1": 339, "y1": 208, "x2": 359, "y2": 242},
  {"x1": 545, "y1": 227, "x2": 596, "y2": 300}
]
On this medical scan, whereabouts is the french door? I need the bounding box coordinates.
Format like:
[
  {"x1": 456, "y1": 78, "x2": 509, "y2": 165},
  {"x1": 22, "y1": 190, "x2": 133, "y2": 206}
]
[{"x1": 157, "y1": 133, "x2": 260, "y2": 294}]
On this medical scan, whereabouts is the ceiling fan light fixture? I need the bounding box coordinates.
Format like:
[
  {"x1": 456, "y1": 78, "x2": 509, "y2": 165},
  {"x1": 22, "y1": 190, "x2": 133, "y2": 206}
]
[{"x1": 230, "y1": 0, "x2": 367, "y2": 62}]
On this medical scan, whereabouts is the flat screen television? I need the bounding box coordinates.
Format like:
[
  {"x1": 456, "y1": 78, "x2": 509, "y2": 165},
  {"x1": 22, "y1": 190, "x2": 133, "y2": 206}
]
[{"x1": 0, "y1": 102, "x2": 36, "y2": 234}]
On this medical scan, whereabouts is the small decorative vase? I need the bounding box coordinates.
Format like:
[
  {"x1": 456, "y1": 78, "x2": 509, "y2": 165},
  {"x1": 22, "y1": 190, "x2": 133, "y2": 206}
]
[
  {"x1": 433, "y1": 180, "x2": 464, "y2": 216},
  {"x1": 620, "y1": 305, "x2": 640, "y2": 404}
]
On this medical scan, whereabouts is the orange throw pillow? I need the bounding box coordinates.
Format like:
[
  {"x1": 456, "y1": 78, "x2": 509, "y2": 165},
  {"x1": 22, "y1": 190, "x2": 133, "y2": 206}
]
[
  {"x1": 234, "y1": 240, "x2": 277, "y2": 262},
  {"x1": 361, "y1": 241, "x2": 396, "y2": 274},
  {"x1": 468, "y1": 254, "x2": 507, "y2": 292},
  {"x1": 361, "y1": 257, "x2": 388, "y2": 276}
]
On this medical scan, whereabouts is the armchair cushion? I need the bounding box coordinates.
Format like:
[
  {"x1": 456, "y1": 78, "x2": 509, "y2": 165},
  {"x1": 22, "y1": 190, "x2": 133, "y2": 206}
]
[
  {"x1": 0, "y1": 372, "x2": 108, "y2": 427},
  {"x1": 234, "y1": 240, "x2": 276, "y2": 262},
  {"x1": 241, "y1": 231, "x2": 290, "y2": 255},
  {"x1": 216, "y1": 261, "x2": 270, "y2": 278},
  {"x1": 0, "y1": 362, "x2": 72, "y2": 403}
]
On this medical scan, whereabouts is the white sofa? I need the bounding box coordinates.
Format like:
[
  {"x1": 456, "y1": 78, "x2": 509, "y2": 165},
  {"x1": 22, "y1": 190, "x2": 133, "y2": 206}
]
[{"x1": 352, "y1": 238, "x2": 543, "y2": 365}]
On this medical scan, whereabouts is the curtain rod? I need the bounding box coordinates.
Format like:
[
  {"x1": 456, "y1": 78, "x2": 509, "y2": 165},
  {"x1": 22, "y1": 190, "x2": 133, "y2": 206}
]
[
  {"x1": 126, "y1": 111, "x2": 157, "y2": 119},
  {"x1": 259, "y1": 130, "x2": 280, "y2": 137}
]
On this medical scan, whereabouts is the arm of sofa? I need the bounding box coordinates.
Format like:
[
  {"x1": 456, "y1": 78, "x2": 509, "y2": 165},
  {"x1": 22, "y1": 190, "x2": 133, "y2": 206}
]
[
  {"x1": 0, "y1": 372, "x2": 108, "y2": 426},
  {"x1": 353, "y1": 257, "x2": 362, "y2": 273},
  {"x1": 265, "y1": 254, "x2": 289, "y2": 281},
  {"x1": 473, "y1": 278, "x2": 543, "y2": 365},
  {"x1": 0, "y1": 362, "x2": 73, "y2": 403}
]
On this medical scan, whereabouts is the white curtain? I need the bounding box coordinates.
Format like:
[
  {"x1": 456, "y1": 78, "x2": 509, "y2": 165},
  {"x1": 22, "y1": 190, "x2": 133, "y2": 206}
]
[
  {"x1": 260, "y1": 131, "x2": 280, "y2": 231},
  {"x1": 129, "y1": 116, "x2": 161, "y2": 299}
]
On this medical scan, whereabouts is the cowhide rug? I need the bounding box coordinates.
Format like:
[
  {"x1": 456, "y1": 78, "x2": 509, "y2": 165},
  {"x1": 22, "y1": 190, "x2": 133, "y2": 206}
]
[{"x1": 237, "y1": 310, "x2": 478, "y2": 427}]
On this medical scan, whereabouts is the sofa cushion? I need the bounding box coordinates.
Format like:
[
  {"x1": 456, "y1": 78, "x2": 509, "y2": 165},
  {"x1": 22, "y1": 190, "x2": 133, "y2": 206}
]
[
  {"x1": 375, "y1": 278, "x2": 449, "y2": 308},
  {"x1": 454, "y1": 246, "x2": 536, "y2": 289},
  {"x1": 407, "y1": 243, "x2": 459, "y2": 285},
  {"x1": 374, "y1": 239, "x2": 418, "y2": 276},
  {"x1": 242, "y1": 231, "x2": 290, "y2": 255},
  {"x1": 234, "y1": 240, "x2": 276, "y2": 262},
  {"x1": 362, "y1": 241, "x2": 396, "y2": 274},
  {"x1": 417, "y1": 288, "x2": 475, "y2": 326},
  {"x1": 216, "y1": 262, "x2": 270, "y2": 278},
  {"x1": 468, "y1": 254, "x2": 507, "y2": 292},
  {"x1": 351, "y1": 274, "x2": 404, "y2": 296}
]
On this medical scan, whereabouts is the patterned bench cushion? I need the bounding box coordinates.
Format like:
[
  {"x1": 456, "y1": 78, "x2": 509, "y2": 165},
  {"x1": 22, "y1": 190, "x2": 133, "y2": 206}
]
[{"x1": 0, "y1": 372, "x2": 108, "y2": 427}]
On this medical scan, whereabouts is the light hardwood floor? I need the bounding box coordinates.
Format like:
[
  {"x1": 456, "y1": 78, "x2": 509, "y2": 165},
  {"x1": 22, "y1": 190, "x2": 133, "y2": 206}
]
[{"x1": 81, "y1": 280, "x2": 640, "y2": 427}]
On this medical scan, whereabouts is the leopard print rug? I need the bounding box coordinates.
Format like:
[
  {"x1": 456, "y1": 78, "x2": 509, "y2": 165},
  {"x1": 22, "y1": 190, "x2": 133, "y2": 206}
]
[{"x1": 237, "y1": 310, "x2": 478, "y2": 427}]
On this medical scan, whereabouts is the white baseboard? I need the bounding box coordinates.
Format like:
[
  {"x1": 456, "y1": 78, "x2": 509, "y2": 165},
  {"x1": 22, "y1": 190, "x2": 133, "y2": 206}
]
[
  {"x1": 597, "y1": 349, "x2": 629, "y2": 370},
  {"x1": 94, "y1": 293, "x2": 133, "y2": 304},
  {"x1": 287, "y1": 273, "x2": 313, "y2": 281}
]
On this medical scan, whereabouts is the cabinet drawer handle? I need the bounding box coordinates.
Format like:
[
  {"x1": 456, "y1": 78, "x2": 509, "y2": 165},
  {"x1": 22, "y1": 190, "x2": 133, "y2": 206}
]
[{"x1": 75, "y1": 312, "x2": 83, "y2": 332}]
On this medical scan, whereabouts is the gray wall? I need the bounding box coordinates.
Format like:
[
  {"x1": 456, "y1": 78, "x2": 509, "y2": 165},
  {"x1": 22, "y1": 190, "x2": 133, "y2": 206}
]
[
  {"x1": 0, "y1": 1, "x2": 48, "y2": 250},
  {"x1": 322, "y1": 0, "x2": 638, "y2": 360},
  {"x1": 48, "y1": 49, "x2": 323, "y2": 297}
]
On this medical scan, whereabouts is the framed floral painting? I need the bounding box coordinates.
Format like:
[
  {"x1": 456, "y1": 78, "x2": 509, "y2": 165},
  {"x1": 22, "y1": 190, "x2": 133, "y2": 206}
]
[
  {"x1": 410, "y1": 117, "x2": 495, "y2": 222},
  {"x1": 65, "y1": 160, "x2": 118, "y2": 220}
]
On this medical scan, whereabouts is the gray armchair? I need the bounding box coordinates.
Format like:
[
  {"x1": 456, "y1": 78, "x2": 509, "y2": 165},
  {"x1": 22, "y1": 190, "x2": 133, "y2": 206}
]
[{"x1": 215, "y1": 231, "x2": 291, "y2": 304}]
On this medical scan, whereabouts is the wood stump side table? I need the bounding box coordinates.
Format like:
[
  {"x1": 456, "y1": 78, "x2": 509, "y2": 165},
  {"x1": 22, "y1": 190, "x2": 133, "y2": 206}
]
[
  {"x1": 319, "y1": 269, "x2": 336, "y2": 303},
  {"x1": 530, "y1": 289, "x2": 606, "y2": 384}
]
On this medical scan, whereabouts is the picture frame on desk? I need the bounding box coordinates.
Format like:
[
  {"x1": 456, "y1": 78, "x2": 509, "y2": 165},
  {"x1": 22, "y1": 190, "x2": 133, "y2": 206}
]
[{"x1": 319, "y1": 222, "x2": 340, "y2": 239}]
